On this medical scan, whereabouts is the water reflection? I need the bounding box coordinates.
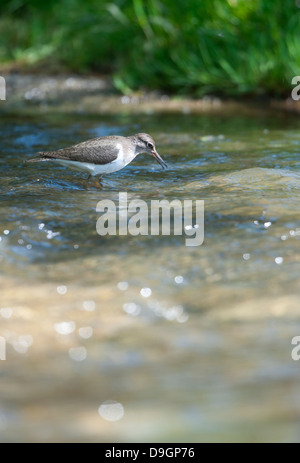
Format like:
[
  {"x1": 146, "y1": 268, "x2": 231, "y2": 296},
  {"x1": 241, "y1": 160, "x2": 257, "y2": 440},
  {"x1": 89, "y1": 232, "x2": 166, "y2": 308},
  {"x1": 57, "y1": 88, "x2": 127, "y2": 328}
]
[
  {"x1": 0, "y1": 111, "x2": 300, "y2": 442},
  {"x1": 98, "y1": 401, "x2": 124, "y2": 422}
]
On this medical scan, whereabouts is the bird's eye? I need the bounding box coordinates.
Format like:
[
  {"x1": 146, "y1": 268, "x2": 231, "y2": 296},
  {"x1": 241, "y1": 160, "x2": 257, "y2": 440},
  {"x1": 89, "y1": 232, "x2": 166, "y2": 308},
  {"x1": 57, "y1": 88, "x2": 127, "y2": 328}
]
[{"x1": 147, "y1": 142, "x2": 154, "y2": 150}]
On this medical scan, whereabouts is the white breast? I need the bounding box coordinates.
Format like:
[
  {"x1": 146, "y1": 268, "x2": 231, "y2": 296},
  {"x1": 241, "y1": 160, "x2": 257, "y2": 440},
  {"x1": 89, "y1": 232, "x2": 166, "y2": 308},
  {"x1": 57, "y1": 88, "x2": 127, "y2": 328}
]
[{"x1": 55, "y1": 143, "x2": 136, "y2": 177}]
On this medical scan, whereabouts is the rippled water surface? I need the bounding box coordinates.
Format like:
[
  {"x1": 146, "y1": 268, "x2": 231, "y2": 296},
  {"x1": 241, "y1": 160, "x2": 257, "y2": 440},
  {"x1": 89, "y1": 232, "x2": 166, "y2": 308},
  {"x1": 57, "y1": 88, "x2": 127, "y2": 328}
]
[{"x1": 1, "y1": 109, "x2": 300, "y2": 442}]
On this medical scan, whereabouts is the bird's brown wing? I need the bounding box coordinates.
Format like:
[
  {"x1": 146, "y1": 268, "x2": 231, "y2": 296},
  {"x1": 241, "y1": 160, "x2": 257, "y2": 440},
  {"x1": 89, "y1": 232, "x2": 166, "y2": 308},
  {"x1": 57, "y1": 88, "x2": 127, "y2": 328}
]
[{"x1": 29, "y1": 137, "x2": 121, "y2": 165}]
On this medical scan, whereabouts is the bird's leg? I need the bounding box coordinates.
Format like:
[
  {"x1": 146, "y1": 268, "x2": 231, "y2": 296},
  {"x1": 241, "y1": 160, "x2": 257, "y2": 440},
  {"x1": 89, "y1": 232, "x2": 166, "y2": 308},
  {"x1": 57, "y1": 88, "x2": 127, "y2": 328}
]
[
  {"x1": 86, "y1": 174, "x2": 103, "y2": 190},
  {"x1": 84, "y1": 174, "x2": 92, "y2": 190}
]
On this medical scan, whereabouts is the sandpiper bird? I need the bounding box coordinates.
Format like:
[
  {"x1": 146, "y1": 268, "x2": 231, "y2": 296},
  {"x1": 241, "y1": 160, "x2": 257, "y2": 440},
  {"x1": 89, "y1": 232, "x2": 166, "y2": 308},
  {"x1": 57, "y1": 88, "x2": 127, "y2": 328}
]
[{"x1": 27, "y1": 133, "x2": 167, "y2": 186}]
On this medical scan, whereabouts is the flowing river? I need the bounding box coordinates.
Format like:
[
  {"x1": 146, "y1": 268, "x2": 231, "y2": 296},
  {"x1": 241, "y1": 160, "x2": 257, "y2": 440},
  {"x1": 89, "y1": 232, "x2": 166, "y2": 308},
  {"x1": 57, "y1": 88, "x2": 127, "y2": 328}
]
[{"x1": 0, "y1": 98, "x2": 300, "y2": 442}]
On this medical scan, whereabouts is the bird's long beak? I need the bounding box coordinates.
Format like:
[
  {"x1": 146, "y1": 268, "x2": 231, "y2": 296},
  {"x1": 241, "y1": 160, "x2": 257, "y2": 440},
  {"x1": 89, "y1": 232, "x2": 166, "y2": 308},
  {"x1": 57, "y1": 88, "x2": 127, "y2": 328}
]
[{"x1": 152, "y1": 149, "x2": 168, "y2": 170}]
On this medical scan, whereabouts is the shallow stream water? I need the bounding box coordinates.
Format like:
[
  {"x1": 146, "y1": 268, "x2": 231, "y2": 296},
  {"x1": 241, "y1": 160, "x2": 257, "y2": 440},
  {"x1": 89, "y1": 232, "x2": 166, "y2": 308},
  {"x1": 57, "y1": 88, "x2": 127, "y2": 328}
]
[{"x1": 0, "y1": 108, "x2": 300, "y2": 442}]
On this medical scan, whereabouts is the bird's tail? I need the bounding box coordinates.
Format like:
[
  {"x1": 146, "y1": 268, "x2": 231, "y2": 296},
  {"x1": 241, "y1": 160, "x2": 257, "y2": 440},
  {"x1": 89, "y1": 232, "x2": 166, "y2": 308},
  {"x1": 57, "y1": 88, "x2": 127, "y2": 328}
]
[{"x1": 26, "y1": 153, "x2": 52, "y2": 163}]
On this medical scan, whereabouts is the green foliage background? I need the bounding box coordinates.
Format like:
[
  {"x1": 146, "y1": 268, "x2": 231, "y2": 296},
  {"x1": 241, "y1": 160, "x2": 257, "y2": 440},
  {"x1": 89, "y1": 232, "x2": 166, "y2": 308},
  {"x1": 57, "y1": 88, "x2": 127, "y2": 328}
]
[{"x1": 0, "y1": 0, "x2": 299, "y2": 95}]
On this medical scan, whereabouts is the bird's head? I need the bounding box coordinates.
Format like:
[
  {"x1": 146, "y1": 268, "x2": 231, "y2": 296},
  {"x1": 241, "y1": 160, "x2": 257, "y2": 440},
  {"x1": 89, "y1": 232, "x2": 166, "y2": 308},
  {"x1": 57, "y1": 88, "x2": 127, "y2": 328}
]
[{"x1": 131, "y1": 133, "x2": 167, "y2": 169}]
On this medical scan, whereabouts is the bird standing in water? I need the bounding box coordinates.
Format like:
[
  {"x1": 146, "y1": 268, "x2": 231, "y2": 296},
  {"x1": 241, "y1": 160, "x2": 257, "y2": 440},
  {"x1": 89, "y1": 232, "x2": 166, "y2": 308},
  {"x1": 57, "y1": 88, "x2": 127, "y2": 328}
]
[{"x1": 27, "y1": 133, "x2": 167, "y2": 187}]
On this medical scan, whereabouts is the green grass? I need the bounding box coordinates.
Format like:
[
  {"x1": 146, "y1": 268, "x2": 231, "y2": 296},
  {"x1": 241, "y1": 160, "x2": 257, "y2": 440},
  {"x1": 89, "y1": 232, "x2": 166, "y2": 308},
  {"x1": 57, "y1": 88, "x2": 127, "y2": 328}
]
[{"x1": 1, "y1": 0, "x2": 300, "y2": 96}]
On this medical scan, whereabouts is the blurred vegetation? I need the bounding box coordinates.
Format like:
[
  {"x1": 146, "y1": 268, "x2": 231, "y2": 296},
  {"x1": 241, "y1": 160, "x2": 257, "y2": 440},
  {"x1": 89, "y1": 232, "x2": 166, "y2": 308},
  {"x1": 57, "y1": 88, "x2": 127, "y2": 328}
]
[{"x1": 0, "y1": 0, "x2": 300, "y2": 96}]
